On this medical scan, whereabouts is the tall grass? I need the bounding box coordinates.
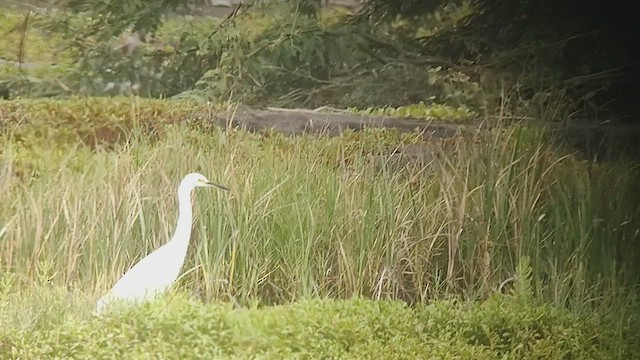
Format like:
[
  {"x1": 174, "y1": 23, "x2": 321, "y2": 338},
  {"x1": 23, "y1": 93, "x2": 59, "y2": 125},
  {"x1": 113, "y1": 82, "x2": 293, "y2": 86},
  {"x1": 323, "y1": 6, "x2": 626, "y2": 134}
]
[{"x1": 1, "y1": 120, "x2": 639, "y2": 314}]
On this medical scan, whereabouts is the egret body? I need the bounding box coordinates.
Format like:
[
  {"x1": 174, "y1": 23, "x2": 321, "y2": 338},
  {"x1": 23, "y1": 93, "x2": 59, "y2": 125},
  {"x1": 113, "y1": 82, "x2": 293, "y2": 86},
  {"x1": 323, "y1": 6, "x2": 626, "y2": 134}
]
[{"x1": 96, "y1": 172, "x2": 228, "y2": 314}]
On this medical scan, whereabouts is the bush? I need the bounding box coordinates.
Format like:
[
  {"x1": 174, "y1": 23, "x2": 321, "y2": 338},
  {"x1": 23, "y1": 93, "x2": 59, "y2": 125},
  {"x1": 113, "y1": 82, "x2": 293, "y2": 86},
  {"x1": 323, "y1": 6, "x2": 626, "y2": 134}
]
[
  {"x1": 0, "y1": 96, "x2": 207, "y2": 145},
  {"x1": 2, "y1": 291, "x2": 636, "y2": 359},
  {"x1": 0, "y1": 96, "x2": 213, "y2": 177}
]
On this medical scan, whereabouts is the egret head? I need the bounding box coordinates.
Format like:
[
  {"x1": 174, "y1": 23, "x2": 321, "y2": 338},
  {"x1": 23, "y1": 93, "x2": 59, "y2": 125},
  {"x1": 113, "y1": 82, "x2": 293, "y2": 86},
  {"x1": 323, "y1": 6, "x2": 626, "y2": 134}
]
[{"x1": 180, "y1": 172, "x2": 229, "y2": 192}]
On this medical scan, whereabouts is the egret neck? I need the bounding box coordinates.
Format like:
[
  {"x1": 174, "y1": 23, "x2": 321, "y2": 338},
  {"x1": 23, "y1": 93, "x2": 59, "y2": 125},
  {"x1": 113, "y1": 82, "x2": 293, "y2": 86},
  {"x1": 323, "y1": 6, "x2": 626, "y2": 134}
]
[{"x1": 170, "y1": 181, "x2": 196, "y2": 266}]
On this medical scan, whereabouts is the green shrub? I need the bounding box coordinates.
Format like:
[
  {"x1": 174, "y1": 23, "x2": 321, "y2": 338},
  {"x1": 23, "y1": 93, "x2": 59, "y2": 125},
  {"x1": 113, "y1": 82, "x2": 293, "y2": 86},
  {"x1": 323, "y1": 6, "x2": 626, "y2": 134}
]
[
  {"x1": 348, "y1": 102, "x2": 475, "y2": 122},
  {"x1": 0, "y1": 96, "x2": 205, "y2": 141},
  {"x1": 2, "y1": 291, "x2": 636, "y2": 359}
]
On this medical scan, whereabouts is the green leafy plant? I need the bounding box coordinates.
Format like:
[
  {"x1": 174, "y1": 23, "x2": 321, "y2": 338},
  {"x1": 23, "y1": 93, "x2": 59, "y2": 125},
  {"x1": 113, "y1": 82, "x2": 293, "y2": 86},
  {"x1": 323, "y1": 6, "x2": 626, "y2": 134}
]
[
  {"x1": 348, "y1": 101, "x2": 475, "y2": 121},
  {"x1": 2, "y1": 293, "x2": 637, "y2": 359}
]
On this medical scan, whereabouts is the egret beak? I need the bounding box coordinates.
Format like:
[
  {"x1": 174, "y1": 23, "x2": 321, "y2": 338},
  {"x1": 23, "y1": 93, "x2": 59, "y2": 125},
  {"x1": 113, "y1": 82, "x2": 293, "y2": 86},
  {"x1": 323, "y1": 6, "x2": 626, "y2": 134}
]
[{"x1": 205, "y1": 181, "x2": 230, "y2": 191}]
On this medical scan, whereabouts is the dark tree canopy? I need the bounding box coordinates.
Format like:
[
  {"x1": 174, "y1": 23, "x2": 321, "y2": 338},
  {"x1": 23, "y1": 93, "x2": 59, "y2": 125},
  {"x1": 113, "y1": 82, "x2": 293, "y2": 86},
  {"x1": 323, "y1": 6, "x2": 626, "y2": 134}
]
[{"x1": 360, "y1": 0, "x2": 640, "y2": 119}]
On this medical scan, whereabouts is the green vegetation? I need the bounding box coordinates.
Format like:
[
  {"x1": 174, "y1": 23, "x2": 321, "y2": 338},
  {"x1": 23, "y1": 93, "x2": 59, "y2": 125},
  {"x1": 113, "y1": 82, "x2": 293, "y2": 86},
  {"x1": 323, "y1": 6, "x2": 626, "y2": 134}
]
[
  {"x1": 1, "y1": 0, "x2": 639, "y2": 357},
  {"x1": 2, "y1": 98, "x2": 638, "y2": 304},
  {"x1": 1, "y1": 97, "x2": 639, "y2": 357},
  {"x1": 1, "y1": 0, "x2": 636, "y2": 119},
  {"x1": 0, "y1": 11, "x2": 63, "y2": 64},
  {"x1": 348, "y1": 102, "x2": 475, "y2": 122},
  {"x1": 0, "y1": 2, "x2": 489, "y2": 115},
  {"x1": 1, "y1": 255, "x2": 637, "y2": 358},
  {"x1": 3, "y1": 290, "x2": 636, "y2": 358}
]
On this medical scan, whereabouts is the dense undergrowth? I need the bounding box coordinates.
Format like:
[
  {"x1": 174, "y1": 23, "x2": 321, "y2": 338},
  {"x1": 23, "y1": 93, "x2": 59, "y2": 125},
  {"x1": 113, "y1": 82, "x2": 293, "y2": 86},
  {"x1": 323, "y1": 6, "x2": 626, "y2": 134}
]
[
  {"x1": 2, "y1": 286, "x2": 636, "y2": 359},
  {"x1": 1, "y1": 0, "x2": 639, "y2": 355},
  {"x1": 1, "y1": 253, "x2": 637, "y2": 358},
  {"x1": 0, "y1": 96, "x2": 638, "y2": 356},
  {"x1": 1, "y1": 96, "x2": 639, "y2": 300}
]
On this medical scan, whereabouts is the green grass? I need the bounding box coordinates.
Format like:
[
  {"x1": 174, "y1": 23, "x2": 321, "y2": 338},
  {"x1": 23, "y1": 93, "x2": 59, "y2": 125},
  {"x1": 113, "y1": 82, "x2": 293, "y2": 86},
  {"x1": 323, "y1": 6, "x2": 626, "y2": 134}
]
[
  {"x1": 1, "y1": 98, "x2": 639, "y2": 304},
  {"x1": 1, "y1": 97, "x2": 639, "y2": 357}
]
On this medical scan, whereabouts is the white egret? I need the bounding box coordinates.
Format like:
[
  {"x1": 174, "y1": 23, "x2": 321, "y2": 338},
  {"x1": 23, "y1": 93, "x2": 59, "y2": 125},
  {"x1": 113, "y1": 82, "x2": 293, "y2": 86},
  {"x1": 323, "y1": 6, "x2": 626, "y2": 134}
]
[{"x1": 96, "y1": 172, "x2": 229, "y2": 314}]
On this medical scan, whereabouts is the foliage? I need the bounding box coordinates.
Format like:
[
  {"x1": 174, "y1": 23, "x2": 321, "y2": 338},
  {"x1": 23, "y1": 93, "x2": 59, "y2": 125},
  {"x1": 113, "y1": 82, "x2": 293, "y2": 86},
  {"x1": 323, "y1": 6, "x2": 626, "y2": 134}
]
[
  {"x1": 357, "y1": 0, "x2": 639, "y2": 119},
  {"x1": 193, "y1": 16, "x2": 372, "y2": 106},
  {"x1": 0, "y1": 1, "x2": 492, "y2": 111},
  {"x1": 1, "y1": 98, "x2": 639, "y2": 310},
  {"x1": 0, "y1": 10, "x2": 72, "y2": 98},
  {"x1": 1, "y1": 0, "x2": 636, "y2": 119},
  {"x1": 34, "y1": 9, "x2": 226, "y2": 98},
  {"x1": 359, "y1": 0, "x2": 444, "y2": 20},
  {"x1": 1, "y1": 284, "x2": 637, "y2": 359},
  {"x1": 185, "y1": 9, "x2": 487, "y2": 109},
  {"x1": 60, "y1": 0, "x2": 182, "y2": 38},
  {"x1": 0, "y1": 11, "x2": 58, "y2": 64},
  {"x1": 0, "y1": 96, "x2": 207, "y2": 149},
  {"x1": 348, "y1": 101, "x2": 475, "y2": 121}
]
